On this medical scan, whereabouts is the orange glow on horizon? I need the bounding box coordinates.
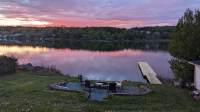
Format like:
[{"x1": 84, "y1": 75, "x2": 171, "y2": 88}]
[{"x1": 0, "y1": 14, "x2": 52, "y2": 26}]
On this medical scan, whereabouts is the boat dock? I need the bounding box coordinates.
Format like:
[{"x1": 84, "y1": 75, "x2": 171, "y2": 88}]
[{"x1": 138, "y1": 62, "x2": 162, "y2": 84}]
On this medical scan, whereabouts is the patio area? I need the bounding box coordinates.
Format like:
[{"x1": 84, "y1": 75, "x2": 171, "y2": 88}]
[{"x1": 51, "y1": 81, "x2": 151, "y2": 100}]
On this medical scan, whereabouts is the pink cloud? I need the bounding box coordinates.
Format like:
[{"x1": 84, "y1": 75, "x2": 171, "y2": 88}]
[
  {"x1": 11, "y1": 14, "x2": 28, "y2": 16},
  {"x1": 8, "y1": 8, "x2": 29, "y2": 13},
  {"x1": 95, "y1": 20, "x2": 142, "y2": 24}
]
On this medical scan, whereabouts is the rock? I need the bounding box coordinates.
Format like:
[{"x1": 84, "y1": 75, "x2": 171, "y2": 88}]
[
  {"x1": 25, "y1": 63, "x2": 35, "y2": 70},
  {"x1": 190, "y1": 90, "x2": 200, "y2": 100},
  {"x1": 174, "y1": 81, "x2": 179, "y2": 87}
]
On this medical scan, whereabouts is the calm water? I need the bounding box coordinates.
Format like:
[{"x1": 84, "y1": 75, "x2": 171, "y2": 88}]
[{"x1": 0, "y1": 41, "x2": 173, "y2": 83}]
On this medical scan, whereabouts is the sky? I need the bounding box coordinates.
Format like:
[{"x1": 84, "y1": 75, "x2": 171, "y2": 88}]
[{"x1": 0, "y1": 0, "x2": 200, "y2": 28}]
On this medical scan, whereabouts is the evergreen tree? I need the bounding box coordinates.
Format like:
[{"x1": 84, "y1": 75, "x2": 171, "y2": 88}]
[{"x1": 168, "y1": 9, "x2": 200, "y2": 80}]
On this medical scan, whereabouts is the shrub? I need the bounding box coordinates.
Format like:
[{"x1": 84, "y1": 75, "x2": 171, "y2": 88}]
[
  {"x1": 0, "y1": 55, "x2": 18, "y2": 75},
  {"x1": 169, "y1": 58, "x2": 194, "y2": 80},
  {"x1": 18, "y1": 63, "x2": 62, "y2": 75},
  {"x1": 34, "y1": 65, "x2": 62, "y2": 75}
]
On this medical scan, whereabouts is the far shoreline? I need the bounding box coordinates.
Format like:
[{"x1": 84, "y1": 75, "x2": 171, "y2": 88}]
[{"x1": 87, "y1": 39, "x2": 171, "y2": 43}]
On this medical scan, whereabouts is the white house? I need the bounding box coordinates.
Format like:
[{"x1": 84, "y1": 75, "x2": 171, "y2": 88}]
[
  {"x1": 189, "y1": 60, "x2": 200, "y2": 90},
  {"x1": 13, "y1": 33, "x2": 22, "y2": 37},
  {"x1": 146, "y1": 31, "x2": 151, "y2": 34},
  {"x1": 154, "y1": 32, "x2": 160, "y2": 35}
]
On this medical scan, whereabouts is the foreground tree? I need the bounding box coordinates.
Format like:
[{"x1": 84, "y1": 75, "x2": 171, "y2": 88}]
[
  {"x1": 0, "y1": 55, "x2": 18, "y2": 75},
  {"x1": 169, "y1": 9, "x2": 200, "y2": 80}
]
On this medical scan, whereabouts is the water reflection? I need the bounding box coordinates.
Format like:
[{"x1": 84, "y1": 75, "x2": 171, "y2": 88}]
[
  {"x1": 0, "y1": 40, "x2": 170, "y2": 51},
  {"x1": 0, "y1": 45, "x2": 173, "y2": 83}
]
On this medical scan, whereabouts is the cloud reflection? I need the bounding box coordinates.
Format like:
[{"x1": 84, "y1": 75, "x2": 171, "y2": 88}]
[{"x1": 0, "y1": 45, "x2": 173, "y2": 82}]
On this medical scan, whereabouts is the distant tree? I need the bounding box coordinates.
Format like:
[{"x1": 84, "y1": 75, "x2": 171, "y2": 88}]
[{"x1": 168, "y1": 9, "x2": 200, "y2": 80}]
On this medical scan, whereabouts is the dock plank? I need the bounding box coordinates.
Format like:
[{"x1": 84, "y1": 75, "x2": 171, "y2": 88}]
[{"x1": 138, "y1": 62, "x2": 162, "y2": 84}]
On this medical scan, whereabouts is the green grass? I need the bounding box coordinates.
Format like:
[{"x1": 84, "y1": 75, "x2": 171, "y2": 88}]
[{"x1": 0, "y1": 70, "x2": 200, "y2": 112}]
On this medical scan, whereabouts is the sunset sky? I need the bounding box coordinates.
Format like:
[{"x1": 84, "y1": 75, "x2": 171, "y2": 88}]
[{"x1": 0, "y1": 0, "x2": 200, "y2": 28}]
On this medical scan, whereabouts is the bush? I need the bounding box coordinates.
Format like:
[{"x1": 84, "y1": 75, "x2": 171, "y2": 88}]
[
  {"x1": 169, "y1": 58, "x2": 194, "y2": 80},
  {"x1": 34, "y1": 65, "x2": 62, "y2": 75},
  {"x1": 0, "y1": 55, "x2": 18, "y2": 75},
  {"x1": 18, "y1": 63, "x2": 62, "y2": 75}
]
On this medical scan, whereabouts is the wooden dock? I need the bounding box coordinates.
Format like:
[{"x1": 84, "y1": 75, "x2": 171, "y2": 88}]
[{"x1": 138, "y1": 62, "x2": 162, "y2": 84}]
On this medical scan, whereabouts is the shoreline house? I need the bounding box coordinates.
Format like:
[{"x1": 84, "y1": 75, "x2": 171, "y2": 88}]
[{"x1": 189, "y1": 60, "x2": 200, "y2": 90}]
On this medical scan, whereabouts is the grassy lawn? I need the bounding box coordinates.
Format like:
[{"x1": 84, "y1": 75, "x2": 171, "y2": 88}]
[{"x1": 0, "y1": 70, "x2": 200, "y2": 112}]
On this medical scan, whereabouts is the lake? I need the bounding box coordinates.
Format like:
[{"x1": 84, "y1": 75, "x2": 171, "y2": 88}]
[{"x1": 0, "y1": 41, "x2": 173, "y2": 83}]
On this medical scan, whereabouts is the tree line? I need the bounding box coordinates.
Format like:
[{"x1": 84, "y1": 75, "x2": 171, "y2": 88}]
[{"x1": 0, "y1": 26, "x2": 174, "y2": 41}]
